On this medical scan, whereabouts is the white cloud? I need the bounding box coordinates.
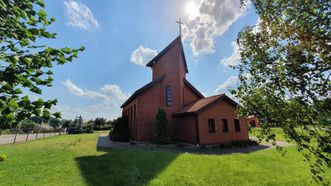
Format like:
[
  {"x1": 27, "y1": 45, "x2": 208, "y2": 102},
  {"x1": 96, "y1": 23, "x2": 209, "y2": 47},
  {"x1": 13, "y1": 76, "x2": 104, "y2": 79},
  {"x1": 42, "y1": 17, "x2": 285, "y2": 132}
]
[
  {"x1": 64, "y1": 0, "x2": 99, "y2": 30},
  {"x1": 60, "y1": 79, "x2": 129, "y2": 120},
  {"x1": 182, "y1": 0, "x2": 248, "y2": 56},
  {"x1": 215, "y1": 76, "x2": 239, "y2": 93},
  {"x1": 101, "y1": 84, "x2": 128, "y2": 101},
  {"x1": 130, "y1": 45, "x2": 157, "y2": 66},
  {"x1": 252, "y1": 17, "x2": 262, "y2": 34},
  {"x1": 220, "y1": 41, "x2": 240, "y2": 67},
  {"x1": 62, "y1": 79, "x2": 108, "y2": 100}
]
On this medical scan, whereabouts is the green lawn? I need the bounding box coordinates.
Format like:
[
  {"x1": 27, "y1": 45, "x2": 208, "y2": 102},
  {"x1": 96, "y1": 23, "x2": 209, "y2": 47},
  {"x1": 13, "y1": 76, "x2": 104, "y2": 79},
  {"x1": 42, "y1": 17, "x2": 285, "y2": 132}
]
[
  {"x1": 0, "y1": 132, "x2": 330, "y2": 186},
  {"x1": 250, "y1": 127, "x2": 288, "y2": 141}
]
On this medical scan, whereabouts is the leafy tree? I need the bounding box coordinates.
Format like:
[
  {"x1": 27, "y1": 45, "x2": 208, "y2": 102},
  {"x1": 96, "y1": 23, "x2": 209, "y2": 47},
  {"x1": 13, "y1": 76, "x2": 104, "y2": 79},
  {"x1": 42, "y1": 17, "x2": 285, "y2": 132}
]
[
  {"x1": 153, "y1": 108, "x2": 170, "y2": 144},
  {"x1": 0, "y1": 0, "x2": 84, "y2": 129},
  {"x1": 29, "y1": 116, "x2": 42, "y2": 124},
  {"x1": 49, "y1": 118, "x2": 61, "y2": 129},
  {"x1": 19, "y1": 119, "x2": 37, "y2": 133},
  {"x1": 236, "y1": 0, "x2": 330, "y2": 184},
  {"x1": 94, "y1": 117, "x2": 106, "y2": 130},
  {"x1": 61, "y1": 119, "x2": 72, "y2": 129}
]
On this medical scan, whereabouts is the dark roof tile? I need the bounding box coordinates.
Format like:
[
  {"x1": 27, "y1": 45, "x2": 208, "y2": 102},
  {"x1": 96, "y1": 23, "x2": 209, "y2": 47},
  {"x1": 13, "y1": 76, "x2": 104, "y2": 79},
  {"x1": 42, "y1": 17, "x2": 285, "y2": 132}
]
[{"x1": 173, "y1": 94, "x2": 238, "y2": 117}]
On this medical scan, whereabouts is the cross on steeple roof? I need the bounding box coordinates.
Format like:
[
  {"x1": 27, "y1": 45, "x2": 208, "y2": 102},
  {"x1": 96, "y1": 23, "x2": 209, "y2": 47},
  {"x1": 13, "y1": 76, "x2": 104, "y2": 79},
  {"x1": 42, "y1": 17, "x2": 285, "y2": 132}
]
[{"x1": 176, "y1": 18, "x2": 184, "y2": 36}]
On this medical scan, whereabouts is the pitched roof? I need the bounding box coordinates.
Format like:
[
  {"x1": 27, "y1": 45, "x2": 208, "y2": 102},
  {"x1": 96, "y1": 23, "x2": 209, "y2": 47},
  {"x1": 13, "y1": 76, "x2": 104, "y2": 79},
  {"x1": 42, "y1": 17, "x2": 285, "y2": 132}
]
[
  {"x1": 184, "y1": 79, "x2": 204, "y2": 99},
  {"x1": 121, "y1": 75, "x2": 165, "y2": 108},
  {"x1": 173, "y1": 94, "x2": 238, "y2": 117},
  {"x1": 146, "y1": 36, "x2": 188, "y2": 73}
]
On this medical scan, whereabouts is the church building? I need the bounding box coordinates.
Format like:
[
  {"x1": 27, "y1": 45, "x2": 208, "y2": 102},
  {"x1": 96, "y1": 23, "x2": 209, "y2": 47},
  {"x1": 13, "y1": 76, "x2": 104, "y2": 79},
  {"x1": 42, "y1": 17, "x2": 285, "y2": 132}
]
[{"x1": 121, "y1": 36, "x2": 249, "y2": 145}]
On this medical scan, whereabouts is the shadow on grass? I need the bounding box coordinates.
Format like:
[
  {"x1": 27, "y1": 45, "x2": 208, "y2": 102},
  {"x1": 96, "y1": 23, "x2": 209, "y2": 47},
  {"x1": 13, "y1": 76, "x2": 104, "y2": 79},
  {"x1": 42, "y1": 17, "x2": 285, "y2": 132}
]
[
  {"x1": 75, "y1": 147, "x2": 178, "y2": 186},
  {"x1": 75, "y1": 136, "x2": 271, "y2": 185}
]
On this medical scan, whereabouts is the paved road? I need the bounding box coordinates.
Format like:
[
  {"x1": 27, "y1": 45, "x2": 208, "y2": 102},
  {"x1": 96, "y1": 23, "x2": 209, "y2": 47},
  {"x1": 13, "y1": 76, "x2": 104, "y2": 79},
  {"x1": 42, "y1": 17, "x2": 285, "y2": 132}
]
[{"x1": 0, "y1": 132, "x2": 65, "y2": 145}]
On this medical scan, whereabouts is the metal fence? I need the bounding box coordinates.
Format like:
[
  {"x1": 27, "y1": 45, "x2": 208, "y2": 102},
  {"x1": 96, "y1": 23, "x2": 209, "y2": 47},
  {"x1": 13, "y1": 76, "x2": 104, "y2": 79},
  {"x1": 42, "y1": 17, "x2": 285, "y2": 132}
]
[{"x1": 0, "y1": 128, "x2": 67, "y2": 145}]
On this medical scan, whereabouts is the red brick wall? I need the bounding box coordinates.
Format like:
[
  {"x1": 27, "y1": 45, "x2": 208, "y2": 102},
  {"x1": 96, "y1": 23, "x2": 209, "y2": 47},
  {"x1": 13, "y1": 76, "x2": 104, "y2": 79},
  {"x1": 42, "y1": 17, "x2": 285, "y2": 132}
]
[
  {"x1": 198, "y1": 99, "x2": 249, "y2": 145},
  {"x1": 174, "y1": 116, "x2": 197, "y2": 144},
  {"x1": 135, "y1": 83, "x2": 162, "y2": 141},
  {"x1": 122, "y1": 100, "x2": 138, "y2": 139},
  {"x1": 183, "y1": 84, "x2": 200, "y2": 106},
  {"x1": 151, "y1": 39, "x2": 186, "y2": 138}
]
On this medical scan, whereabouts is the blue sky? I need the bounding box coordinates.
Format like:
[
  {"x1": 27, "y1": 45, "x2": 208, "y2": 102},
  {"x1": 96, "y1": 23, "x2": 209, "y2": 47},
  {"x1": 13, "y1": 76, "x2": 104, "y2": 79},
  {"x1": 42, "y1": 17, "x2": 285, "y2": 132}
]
[{"x1": 37, "y1": 0, "x2": 259, "y2": 120}]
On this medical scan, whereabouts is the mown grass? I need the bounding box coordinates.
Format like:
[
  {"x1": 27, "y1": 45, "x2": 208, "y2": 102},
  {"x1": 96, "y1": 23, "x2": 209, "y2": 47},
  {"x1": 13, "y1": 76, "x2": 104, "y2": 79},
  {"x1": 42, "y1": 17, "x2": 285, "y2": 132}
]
[
  {"x1": 0, "y1": 132, "x2": 330, "y2": 186},
  {"x1": 250, "y1": 127, "x2": 288, "y2": 141}
]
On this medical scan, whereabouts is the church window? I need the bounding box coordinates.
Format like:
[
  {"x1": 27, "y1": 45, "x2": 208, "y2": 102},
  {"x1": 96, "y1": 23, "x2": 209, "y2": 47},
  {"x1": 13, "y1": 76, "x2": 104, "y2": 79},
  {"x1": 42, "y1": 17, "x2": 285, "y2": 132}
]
[
  {"x1": 208, "y1": 119, "x2": 215, "y2": 133},
  {"x1": 234, "y1": 119, "x2": 240, "y2": 132},
  {"x1": 222, "y1": 119, "x2": 229, "y2": 132},
  {"x1": 166, "y1": 86, "x2": 172, "y2": 106}
]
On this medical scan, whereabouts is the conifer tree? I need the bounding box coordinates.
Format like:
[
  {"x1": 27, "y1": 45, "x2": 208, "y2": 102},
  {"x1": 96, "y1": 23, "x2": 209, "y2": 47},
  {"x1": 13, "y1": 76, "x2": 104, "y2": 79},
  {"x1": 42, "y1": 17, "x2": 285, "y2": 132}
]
[{"x1": 153, "y1": 108, "x2": 170, "y2": 144}]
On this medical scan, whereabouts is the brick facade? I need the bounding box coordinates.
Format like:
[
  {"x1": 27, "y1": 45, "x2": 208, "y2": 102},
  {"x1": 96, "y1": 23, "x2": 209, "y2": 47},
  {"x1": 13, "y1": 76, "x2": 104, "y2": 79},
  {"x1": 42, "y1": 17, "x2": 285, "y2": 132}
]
[{"x1": 121, "y1": 36, "x2": 249, "y2": 144}]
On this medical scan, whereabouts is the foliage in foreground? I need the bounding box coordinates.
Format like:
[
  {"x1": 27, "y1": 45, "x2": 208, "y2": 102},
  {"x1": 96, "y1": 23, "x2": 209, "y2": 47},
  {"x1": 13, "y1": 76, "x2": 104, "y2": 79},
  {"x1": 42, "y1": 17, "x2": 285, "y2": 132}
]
[
  {"x1": 0, "y1": 0, "x2": 84, "y2": 129},
  {"x1": 153, "y1": 108, "x2": 170, "y2": 145},
  {"x1": 236, "y1": 0, "x2": 330, "y2": 184}
]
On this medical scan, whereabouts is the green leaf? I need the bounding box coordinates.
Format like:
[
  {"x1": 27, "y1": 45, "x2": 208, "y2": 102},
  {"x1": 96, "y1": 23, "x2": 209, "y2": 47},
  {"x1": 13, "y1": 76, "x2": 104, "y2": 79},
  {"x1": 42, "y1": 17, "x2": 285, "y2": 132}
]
[
  {"x1": 5, "y1": 113, "x2": 15, "y2": 121},
  {"x1": 22, "y1": 57, "x2": 32, "y2": 66},
  {"x1": 13, "y1": 88, "x2": 23, "y2": 94},
  {"x1": 33, "y1": 98, "x2": 44, "y2": 108},
  {"x1": 43, "y1": 109, "x2": 50, "y2": 119},
  {"x1": 53, "y1": 112, "x2": 61, "y2": 118},
  {"x1": 46, "y1": 70, "x2": 53, "y2": 75},
  {"x1": 37, "y1": 0, "x2": 45, "y2": 7},
  {"x1": 8, "y1": 99, "x2": 19, "y2": 109},
  {"x1": 37, "y1": 9, "x2": 47, "y2": 18}
]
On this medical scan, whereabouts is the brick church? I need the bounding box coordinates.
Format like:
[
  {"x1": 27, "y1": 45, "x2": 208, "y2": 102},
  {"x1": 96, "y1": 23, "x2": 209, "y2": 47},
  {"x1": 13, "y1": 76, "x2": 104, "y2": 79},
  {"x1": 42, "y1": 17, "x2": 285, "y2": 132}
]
[{"x1": 121, "y1": 36, "x2": 250, "y2": 145}]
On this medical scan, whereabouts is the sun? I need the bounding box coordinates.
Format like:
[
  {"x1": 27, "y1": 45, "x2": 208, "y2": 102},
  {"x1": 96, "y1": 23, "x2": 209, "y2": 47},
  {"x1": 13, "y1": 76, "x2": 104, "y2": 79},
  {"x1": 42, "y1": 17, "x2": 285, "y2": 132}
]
[{"x1": 185, "y1": 1, "x2": 199, "y2": 20}]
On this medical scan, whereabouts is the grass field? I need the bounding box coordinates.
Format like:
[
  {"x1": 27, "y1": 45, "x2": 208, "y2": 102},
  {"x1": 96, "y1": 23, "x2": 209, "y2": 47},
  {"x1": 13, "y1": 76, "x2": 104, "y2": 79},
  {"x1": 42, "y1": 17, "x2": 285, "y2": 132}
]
[
  {"x1": 249, "y1": 127, "x2": 288, "y2": 141},
  {"x1": 0, "y1": 132, "x2": 330, "y2": 186}
]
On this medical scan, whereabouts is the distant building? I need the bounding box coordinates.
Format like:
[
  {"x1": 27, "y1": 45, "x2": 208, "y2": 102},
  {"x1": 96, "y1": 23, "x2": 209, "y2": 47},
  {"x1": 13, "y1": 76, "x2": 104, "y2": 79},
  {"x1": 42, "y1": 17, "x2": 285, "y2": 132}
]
[{"x1": 121, "y1": 36, "x2": 250, "y2": 145}]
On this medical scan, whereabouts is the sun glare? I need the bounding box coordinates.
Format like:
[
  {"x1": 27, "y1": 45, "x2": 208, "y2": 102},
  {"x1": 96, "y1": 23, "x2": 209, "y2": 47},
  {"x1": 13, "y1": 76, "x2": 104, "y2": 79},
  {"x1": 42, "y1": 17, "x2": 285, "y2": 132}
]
[{"x1": 185, "y1": 1, "x2": 199, "y2": 20}]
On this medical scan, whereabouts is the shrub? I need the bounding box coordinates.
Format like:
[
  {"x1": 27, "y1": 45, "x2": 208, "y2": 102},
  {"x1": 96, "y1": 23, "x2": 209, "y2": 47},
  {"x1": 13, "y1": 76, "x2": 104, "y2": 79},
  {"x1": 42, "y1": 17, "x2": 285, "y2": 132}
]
[
  {"x1": 19, "y1": 119, "x2": 38, "y2": 133},
  {"x1": 83, "y1": 124, "x2": 94, "y2": 133},
  {"x1": 0, "y1": 154, "x2": 7, "y2": 161},
  {"x1": 0, "y1": 129, "x2": 12, "y2": 135},
  {"x1": 67, "y1": 127, "x2": 83, "y2": 134},
  {"x1": 247, "y1": 139, "x2": 259, "y2": 146},
  {"x1": 153, "y1": 108, "x2": 170, "y2": 145},
  {"x1": 93, "y1": 117, "x2": 106, "y2": 130},
  {"x1": 109, "y1": 116, "x2": 130, "y2": 142}
]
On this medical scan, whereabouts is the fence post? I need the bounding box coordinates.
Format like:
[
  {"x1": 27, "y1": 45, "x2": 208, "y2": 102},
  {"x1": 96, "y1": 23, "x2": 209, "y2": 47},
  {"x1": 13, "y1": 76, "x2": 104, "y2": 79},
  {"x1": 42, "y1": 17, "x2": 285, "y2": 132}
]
[
  {"x1": 43, "y1": 131, "x2": 45, "y2": 138},
  {"x1": 50, "y1": 128, "x2": 52, "y2": 136},
  {"x1": 35, "y1": 130, "x2": 38, "y2": 139},
  {"x1": 26, "y1": 131, "x2": 29, "y2": 141},
  {"x1": 13, "y1": 129, "x2": 18, "y2": 144}
]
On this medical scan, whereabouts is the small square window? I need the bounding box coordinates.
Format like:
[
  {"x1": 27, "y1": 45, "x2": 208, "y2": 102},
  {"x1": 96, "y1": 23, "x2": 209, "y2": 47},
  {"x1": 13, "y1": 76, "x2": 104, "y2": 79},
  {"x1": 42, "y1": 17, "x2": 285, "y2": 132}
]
[
  {"x1": 208, "y1": 119, "x2": 215, "y2": 133},
  {"x1": 234, "y1": 119, "x2": 240, "y2": 132},
  {"x1": 222, "y1": 119, "x2": 229, "y2": 132}
]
